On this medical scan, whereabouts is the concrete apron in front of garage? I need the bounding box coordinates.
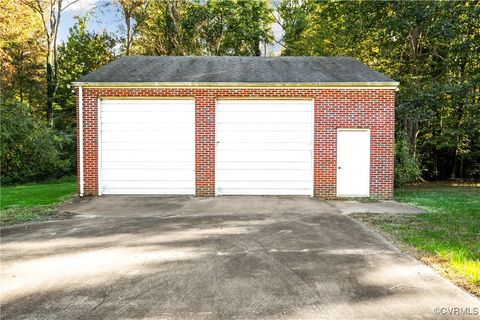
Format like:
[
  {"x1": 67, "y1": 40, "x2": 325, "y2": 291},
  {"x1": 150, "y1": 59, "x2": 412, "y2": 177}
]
[{"x1": 1, "y1": 196, "x2": 478, "y2": 319}]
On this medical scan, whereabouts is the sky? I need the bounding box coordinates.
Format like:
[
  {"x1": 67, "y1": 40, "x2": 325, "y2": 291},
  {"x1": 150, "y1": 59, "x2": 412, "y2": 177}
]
[
  {"x1": 59, "y1": 0, "x2": 121, "y2": 42},
  {"x1": 60, "y1": 0, "x2": 283, "y2": 54}
]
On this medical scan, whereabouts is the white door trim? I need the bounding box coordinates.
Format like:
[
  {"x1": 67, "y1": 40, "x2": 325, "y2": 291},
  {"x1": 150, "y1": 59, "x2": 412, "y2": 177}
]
[{"x1": 336, "y1": 128, "x2": 371, "y2": 197}]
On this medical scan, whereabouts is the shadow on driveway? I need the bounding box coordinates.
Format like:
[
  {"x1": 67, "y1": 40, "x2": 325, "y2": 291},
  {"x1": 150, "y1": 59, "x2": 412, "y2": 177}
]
[{"x1": 1, "y1": 196, "x2": 478, "y2": 319}]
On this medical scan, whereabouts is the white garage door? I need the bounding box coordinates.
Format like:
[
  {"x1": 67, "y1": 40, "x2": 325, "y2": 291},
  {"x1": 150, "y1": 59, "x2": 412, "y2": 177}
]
[
  {"x1": 99, "y1": 100, "x2": 195, "y2": 195},
  {"x1": 216, "y1": 100, "x2": 313, "y2": 195}
]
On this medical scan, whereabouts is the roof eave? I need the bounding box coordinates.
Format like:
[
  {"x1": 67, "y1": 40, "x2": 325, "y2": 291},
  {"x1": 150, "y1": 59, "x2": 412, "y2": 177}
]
[{"x1": 71, "y1": 81, "x2": 399, "y2": 89}]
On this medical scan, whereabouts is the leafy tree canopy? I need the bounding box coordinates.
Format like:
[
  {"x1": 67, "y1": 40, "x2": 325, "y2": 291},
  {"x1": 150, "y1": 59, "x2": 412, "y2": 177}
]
[
  {"x1": 278, "y1": 0, "x2": 480, "y2": 181},
  {"x1": 55, "y1": 15, "x2": 116, "y2": 130}
]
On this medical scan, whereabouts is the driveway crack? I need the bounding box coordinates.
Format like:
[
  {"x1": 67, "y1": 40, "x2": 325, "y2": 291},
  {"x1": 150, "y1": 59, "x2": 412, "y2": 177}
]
[{"x1": 77, "y1": 273, "x2": 128, "y2": 319}]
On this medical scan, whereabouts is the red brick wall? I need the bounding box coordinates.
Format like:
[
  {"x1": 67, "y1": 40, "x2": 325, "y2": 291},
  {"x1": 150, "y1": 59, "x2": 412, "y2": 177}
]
[{"x1": 77, "y1": 87, "x2": 395, "y2": 198}]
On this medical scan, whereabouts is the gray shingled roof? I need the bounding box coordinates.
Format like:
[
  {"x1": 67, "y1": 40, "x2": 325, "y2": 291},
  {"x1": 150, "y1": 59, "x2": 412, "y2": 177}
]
[{"x1": 74, "y1": 56, "x2": 397, "y2": 85}]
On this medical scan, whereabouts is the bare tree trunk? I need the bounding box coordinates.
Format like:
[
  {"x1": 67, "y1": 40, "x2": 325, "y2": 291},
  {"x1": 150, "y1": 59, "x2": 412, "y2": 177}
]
[
  {"x1": 459, "y1": 157, "x2": 463, "y2": 179},
  {"x1": 46, "y1": 61, "x2": 54, "y2": 123},
  {"x1": 117, "y1": 0, "x2": 147, "y2": 55},
  {"x1": 125, "y1": 15, "x2": 131, "y2": 55},
  {"x1": 450, "y1": 148, "x2": 458, "y2": 179},
  {"x1": 254, "y1": 39, "x2": 261, "y2": 56},
  {"x1": 405, "y1": 118, "x2": 419, "y2": 157},
  {"x1": 22, "y1": 0, "x2": 78, "y2": 125},
  {"x1": 167, "y1": 0, "x2": 187, "y2": 55},
  {"x1": 19, "y1": 50, "x2": 24, "y2": 102},
  {"x1": 403, "y1": 24, "x2": 422, "y2": 158}
]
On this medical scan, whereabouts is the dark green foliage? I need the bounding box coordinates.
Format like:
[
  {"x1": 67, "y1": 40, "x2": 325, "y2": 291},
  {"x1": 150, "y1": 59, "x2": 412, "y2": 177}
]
[
  {"x1": 395, "y1": 131, "x2": 421, "y2": 187},
  {"x1": 0, "y1": 16, "x2": 115, "y2": 185},
  {"x1": 197, "y1": 0, "x2": 274, "y2": 55},
  {"x1": 3, "y1": 1, "x2": 478, "y2": 186},
  {"x1": 132, "y1": 0, "x2": 274, "y2": 55},
  {"x1": 0, "y1": 100, "x2": 72, "y2": 184},
  {"x1": 277, "y1": 0, "x2": 480, "y2": 182}
]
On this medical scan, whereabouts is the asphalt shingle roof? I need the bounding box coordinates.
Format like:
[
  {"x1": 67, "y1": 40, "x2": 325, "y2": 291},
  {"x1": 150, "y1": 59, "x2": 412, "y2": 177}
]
[{"x1": 75, "y1": 56, "x2": 397, "y2": 84}]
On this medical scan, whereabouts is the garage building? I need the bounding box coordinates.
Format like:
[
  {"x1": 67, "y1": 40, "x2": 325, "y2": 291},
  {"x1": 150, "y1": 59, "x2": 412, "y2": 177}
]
[{"x1": 73, "y1": 56, "x2": 398, "y2": 199}]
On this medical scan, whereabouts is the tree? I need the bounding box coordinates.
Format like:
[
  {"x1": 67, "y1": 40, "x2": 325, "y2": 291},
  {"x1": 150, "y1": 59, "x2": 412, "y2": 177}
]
[
  {"x1": 56, "y1": 16, "x2": 116, "y2": 130},
  {"x1": 20, "y1": 0, "x2": 80, "y2": 125},
  {"x1": 198, "y1": 0, "x2": 274, "y2": 56},
  {"x1": 0, "y1": 0, "x2": 45, "y2": 112},
  {"x1": 0, "y1": 100, "x2": 70, "y2": 184},
  {"x1": 277, "y1": 0, "x2": 480, "y2": 181},
  {"x1": 114, "y1": 0, "x2": 147, "y2": 55},
  {"x1": 132, "y1": 0, "x2": 201, "y2": 55},
  {"x1": 133, "y1": 0, "x2": 274, "y2": 56},
  {"x1": 275, "y1": 0, "x2": 312, "y2": 55}
]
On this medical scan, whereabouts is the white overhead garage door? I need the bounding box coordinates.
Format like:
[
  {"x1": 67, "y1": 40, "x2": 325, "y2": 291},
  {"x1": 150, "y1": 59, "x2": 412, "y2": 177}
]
[
  {"x1": 99, "y1": 100, "x2": 195, "y2": 195},
  {"x1": 216, "y1": 100, "x2": 313, "y2": 195}
]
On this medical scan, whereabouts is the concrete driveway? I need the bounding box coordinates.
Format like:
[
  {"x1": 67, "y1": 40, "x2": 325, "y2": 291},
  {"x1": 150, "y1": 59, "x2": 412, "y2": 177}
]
[{"x1": 1, "y1": 196, "x2": 478, "y2": 319}]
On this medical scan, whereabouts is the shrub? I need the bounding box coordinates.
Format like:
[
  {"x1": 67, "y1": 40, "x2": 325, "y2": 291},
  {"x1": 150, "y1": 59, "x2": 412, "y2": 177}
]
[
  {"x1": 395, "y1": 131, "x2": 422, "y2": 187},
  {"x1": 1, "y1": 100, "x2": 72, "y2": 184}
]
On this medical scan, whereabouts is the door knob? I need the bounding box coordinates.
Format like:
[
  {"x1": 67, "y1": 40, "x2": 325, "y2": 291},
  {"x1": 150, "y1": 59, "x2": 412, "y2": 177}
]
[{"x1": 338, "y1": 167, "x2": 342, "y2": 169}]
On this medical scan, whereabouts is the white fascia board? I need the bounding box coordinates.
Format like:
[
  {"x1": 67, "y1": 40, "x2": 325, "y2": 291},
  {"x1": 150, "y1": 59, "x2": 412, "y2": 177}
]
[{"x1": 71, "y1": 81, "x2": 399, "y2": 89}]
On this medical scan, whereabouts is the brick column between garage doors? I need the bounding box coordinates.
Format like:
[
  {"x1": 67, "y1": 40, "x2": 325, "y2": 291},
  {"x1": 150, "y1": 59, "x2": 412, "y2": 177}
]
[
  {"x1": 77, "y1": 87, "x2": 395, "y2": 199},
  {"x1": 195, "y1": 95, "x2": 216, "y2": 197}
]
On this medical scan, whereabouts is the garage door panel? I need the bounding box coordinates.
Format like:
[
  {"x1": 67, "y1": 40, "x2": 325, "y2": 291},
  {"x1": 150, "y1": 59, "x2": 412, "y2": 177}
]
[
  {"x1": 217, "y1": 100, "x2": 311, "y2": 112},
  {"x1": 216, "y1": 170, "x2": 311, "y2": 181},
  {"x1": 103, "y1": 180, "x2": 194, "y2": 189},
  {"x1": 217, "y1": 131, "x2": 311, "y2": 141},
  {"x1": 103, "y1": 188, "x2": 194, "y2": 195},
  {"x1": 102, "y1": 131, "x2": 193, "y2": 143},
  {"x1": 102, "y1": 161, "x2": 193, "y2": 170},
  {"x1": 102, "y1": 112, "x2": 193, "y2": 124},
  {"x1": 217, "y1": 123, "x2": 310, "y2": 132},
  {"x1": 217, "y1": 134, "x2": 311, "y2": 144},
  {"x1": 217, "y1": 150, "x2": 311, "y2": 162},
  {"x1": 216, "y1": 100, "x2": 313, "y2": 195},
  {"x1": 217, "y1": 161, "x2": 311, "y2": 170},
  {"x1": 102, "y1": 123, "x2": 193, "y2": 132},
  {"x1": 217, "y1": 112, "x2": 309, "y2": 124},
  {"x1": 217, "y1": 188, "x2": 312, "y2": 196},
  {"x1": 102, "y1": 142, "x2": 193, "y2": 151},
  {"x1": 216, "y1": 142, "x2": 311, "y2": 151},
  {"x1": 100, "y1": 100, "x2": 195, "y2": 195},
  {"x1": 101, "y1": 169, "x2": 194, "y2": 181},
  {"x1": 101, "y1": 100, "x2": 193, "y2": 112},
  {"x1": 217, "y1": 181, "x2": 311, "y2": 189},
  {"x1": 102, "y1": 150, "x2": 193, "y2": 162}
]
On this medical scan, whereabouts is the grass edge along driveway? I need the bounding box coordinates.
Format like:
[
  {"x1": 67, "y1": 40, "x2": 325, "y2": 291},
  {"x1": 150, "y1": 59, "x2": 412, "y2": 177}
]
[
  {"x1": 352, "y1": 182, "x2": 479, "y2": 297},
  {"x1": 0, "y1": 176, "x2": 77, "y2": 226}
]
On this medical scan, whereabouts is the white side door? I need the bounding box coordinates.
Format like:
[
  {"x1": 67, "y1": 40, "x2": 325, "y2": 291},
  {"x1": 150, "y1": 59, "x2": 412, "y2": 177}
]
[
  {"x1": 216, "y1": 100, "x2": 313, "y2": 195},
  {"x1": 99, "y1": 99, "x2": 195, "y2": 195},
  {"x1": 336, "y1": 129, "x2": 370, "y2": 197}
]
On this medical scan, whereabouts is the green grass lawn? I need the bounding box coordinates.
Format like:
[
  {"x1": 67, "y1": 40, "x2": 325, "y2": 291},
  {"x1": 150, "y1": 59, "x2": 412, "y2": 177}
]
[
  {"x1": 355, "y1": 182, "x2": 479, "y2": 296},
  {"x1": 0, "y1": 176, "x2": 77, "y2": 225}
]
